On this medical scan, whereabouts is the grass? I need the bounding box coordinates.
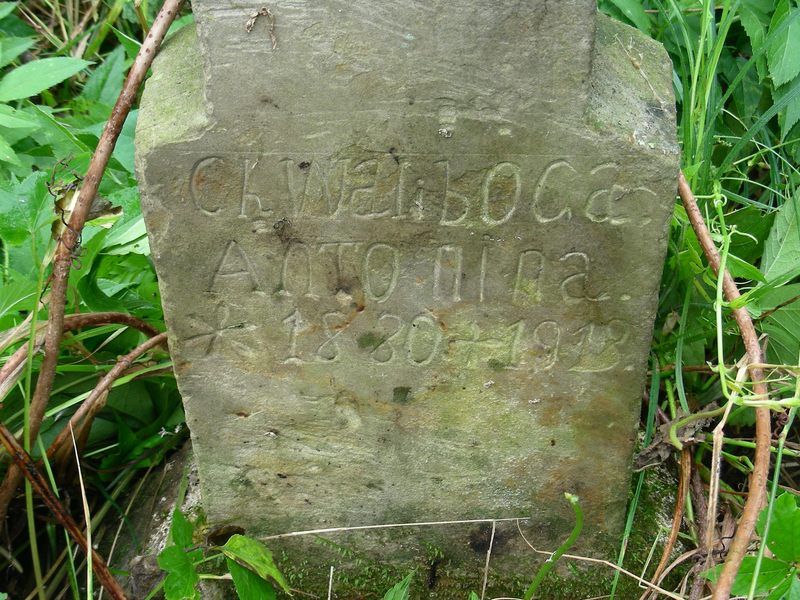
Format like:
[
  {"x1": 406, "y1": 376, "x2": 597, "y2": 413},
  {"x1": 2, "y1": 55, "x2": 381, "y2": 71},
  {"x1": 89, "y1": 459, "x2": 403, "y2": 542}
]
[{"x1": 0, "y1": 0, "x2": 799, "y2": 598}]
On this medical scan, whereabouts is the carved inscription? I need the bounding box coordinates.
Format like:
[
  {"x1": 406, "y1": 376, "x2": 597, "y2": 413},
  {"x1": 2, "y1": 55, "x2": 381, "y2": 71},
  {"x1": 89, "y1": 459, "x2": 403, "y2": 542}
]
[
  {"x1": 188, "y1": 153, "x2": 657, "y2": 228},
  {"x1": 185, "y1": 151, "x2": 650, "y2": 375}
]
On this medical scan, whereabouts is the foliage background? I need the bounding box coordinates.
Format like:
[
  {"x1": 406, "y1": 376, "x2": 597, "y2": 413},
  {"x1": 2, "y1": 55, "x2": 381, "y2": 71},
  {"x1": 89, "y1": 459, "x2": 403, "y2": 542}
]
[{"x1": 0, "y1": 0, "x2": 798, "y2": 598}]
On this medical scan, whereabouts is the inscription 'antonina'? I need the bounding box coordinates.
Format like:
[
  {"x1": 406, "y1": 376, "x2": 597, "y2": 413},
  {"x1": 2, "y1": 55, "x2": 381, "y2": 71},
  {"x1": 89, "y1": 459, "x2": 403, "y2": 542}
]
[{"x1": 188, "y1": 153, "x2": 658, "y2": 227}]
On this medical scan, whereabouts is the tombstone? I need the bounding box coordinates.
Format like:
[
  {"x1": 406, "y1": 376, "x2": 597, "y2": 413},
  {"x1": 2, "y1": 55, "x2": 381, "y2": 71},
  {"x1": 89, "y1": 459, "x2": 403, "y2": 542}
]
[{"x1": 136, "y1": 1, "x2": 678, "y2": 595}]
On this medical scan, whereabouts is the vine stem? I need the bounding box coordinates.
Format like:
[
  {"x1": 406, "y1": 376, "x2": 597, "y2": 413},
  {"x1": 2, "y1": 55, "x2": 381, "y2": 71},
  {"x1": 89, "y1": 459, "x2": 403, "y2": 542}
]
[{"x1": 678, "y1": 172, "x2": 771, "y2": 600}]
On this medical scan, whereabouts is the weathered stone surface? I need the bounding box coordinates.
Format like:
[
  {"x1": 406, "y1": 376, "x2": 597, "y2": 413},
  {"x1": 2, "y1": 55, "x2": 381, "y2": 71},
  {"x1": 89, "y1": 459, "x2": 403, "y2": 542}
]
[{"x1": 136, "y1": 2, "x2": 678, "y2": 594}]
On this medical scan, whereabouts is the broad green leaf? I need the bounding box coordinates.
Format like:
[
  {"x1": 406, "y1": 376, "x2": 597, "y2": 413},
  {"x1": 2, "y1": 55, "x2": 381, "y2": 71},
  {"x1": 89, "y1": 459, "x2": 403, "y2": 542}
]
[
  {"x1": 81, "y1": 46, "x2": 125, "y2": 106},
  {"x1": 607, "y1": 0, "x2": 649, "y2": 32},
  {"x1": 157, "y1": 546, "x2": 200, "y2": 600},
  {"x1": 762, "y1": 193, "x2": 800, "y2": 282},
  {"x1": 0, "y1": 103, "x2": 38, "y2": 128},
  {"x1": 103, "y1": 216, "x2": 148, "y2": 255},
  {"x1": 0, "y1": 277, "x2": 37, "y2": 318},
  {"x1": 758, "y1": 284, "x2": 800, "y2": 365},
  {"x1": 220, "y1": 535, "x2": 290, "y2": 594},
  {"x1": 0, "y1": 57, "x2": 91, "y2": 102},
  {"x1": 0, "y1": 35, "x2": 34, "y2": 69},
  {"x1": 170, "y1": 509, "x2": 194, "y2": 549},
  {"x1": 786, "y1": 575, "x2": 800, "y2": 600},
  {"x1": 0, "y1": 171, "x2": 52, "y2": 244},
  {"x1": 468, "y1": 593, "x2": 480, "y2": 600},
  {"x1": 0, "y1": 131, "x2": 18, "y2": 165},
  {"x1": 727, "y1": 254, "x2": 767, "y2": 283},
  {"x1": 382, "y1": 573, "x2": 413, "y2": 600},
  {"x1": 705, "y1": 556, "x2": 791, "y2": 595},
  {"x1": 764, "y1": 574, "x2": 797, "y2": 600},
  {"x1": 0, "y1": 2, "x2": 16, "y2": 20},
  {"x1": 226, "y1": 557, "x2": 276, "y2": 600},
  {"x1": 767, "y1": 4, "x2": 800, "y2": 87},
  {"x1": 758, "y1": 493, "x2": 800, "y2": 563}
]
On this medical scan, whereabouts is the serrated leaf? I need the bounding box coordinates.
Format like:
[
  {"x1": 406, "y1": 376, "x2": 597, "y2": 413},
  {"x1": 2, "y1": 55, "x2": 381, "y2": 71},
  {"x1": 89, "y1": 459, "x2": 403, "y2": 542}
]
[
  {"x1": 758, "y1": 283, "x2": 800, "y2": 365},
  {"x1": 758, "y1": 493, "x2": 800, "y2": 563},
  {"x1": 81, "y1": 46, "x2": 125, "y2": 106},
  {"x1": 226, "y1": 557, "x2": 276, "y2": 600},
  {"x1": 0, "y1": 36, "x2": 35, "y2": 69},
  {"x1": 382, "y1": 573, "x2": 413, "y2": 600},
  {"x1": 170, "y1": 509, "x2": 194, "y2": 549},
  {"x1": 767, "y1": 4, "x2": 800, "y2": 87},
  {"x1": 0, "y1": 57, "x2": 91, "y2": 102},
  {"x1": 607, "y1": 0, "x2": 650, "y2": 32},
  {"x1": 220, "y1": 535, "x2": 290, "y2": 594},
  {"x1": 762, "y1": 193, "x2": 800, "y2": 282},
  {"x1": 739, "y1": 0, "x2": 770, "y2": 80},
  {"x1": 157, "y1": 546, "x2": 200, "y2": 600}
]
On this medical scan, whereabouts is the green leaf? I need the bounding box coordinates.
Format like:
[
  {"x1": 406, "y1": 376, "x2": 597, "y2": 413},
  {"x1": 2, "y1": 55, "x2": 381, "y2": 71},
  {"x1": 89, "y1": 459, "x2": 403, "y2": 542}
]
[
  {"x1": 740, "y1": 1, "x2": 771, "y2": 79},
  {"x1": 727, "y1": 254, "x2": 767, "y2": 283},
  {"x1": 767, "y1": 3, "x2": 800, "y2": 87},
  {"x1": 0, "y1": 57, "x2": 91, "y2": 102},
  {"x1": 81, "y1": 46, "x2": 125, "y2": 106},
  {"x1": 170, "y1": 509, "x2": 194, "y2": 549},
  {"x1": 757, "y1": 283, "x2": 800, "y2": 365},
  {"x1": 468, "y1": 593, "x2": 480, "y2": 600},
  {"x1": 111, "y1": 26, "x2": 141, "y2": 62},
  {"x1": 157, "y1": 546, "x2": 200, "y2": 600},
  {"x1": 607, "y1": 0, "x2": 649, "y2": 32},
  {"x1": 705, "y1": 556, "x2": 792, "y2": 595},
  {"x1": 103, "y1": 216, "x2": 149, "y2": 255},
  {"x1": 775, "y1": 77, "x2": 800, "y2": 140},
  {"x1": 0, "y1": 103, "x2": 38, "y2": 129},
  {"x1": 226, "y1": 557, "x2": 276, "y2": 600},
  {"x1": 0, "y1": 36, "x2": 35, "y2": 69},
  {"x1": 0, "y1": 171, "x2": 52, "y2": 244},
  {"x1": 0, "y1": 131, "x2": 18, "y2": 165},
  {"x1": 758, "y1": 493, "x2": 800, "y2": 562},
  {"x1": 220, "y1": 535, "x2": 291, "y2": 594},
  {"x1": 382, "y1": 573, "x2": 413, "y2": 600},
  {"x1": 0, "y1": 2, "x2": 17, "y2": 20},
  {"x1": 762, "y1": 193, "x2": 800, "y2": 282},
  {"x1": 786, "y1": 575, "x2": 800, "y2": 600}
]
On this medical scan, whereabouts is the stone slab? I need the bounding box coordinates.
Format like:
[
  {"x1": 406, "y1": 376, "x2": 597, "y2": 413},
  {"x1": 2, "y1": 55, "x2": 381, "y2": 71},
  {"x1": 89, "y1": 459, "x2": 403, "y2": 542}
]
[{"x1": 136, "y1": 3, "x2": 679, "y2": 594}]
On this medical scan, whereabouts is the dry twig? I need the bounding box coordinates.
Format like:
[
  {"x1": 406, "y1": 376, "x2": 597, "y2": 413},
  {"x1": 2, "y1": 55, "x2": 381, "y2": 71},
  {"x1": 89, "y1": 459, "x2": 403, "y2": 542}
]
[
  {"x1": 0, "y1": 313, "x2": 162, "y2": 521},
  {"x1": 46, "y1": 332, "x2": 169, "y2": 458},
  {"x1": 0, "y1": 423, "x2": 127, "y2": 599},
  {"x1": 678, "y1": 172, "x2": 771, "y2": 600}
]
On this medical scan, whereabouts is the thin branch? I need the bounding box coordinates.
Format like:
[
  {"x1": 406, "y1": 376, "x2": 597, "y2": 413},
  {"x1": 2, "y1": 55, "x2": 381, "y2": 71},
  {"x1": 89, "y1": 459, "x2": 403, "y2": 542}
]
[
  {"x1": 46, "y1": 332, "x2": 168, "y2": 457},
  {"x1": 0, "y1": 313, "x2": 164, "y2": 522},
  {"x1": 678, "y1": 172, "x2": 771, "y2": 600},
  {"x1": 4, "y1": 0, "x2": 182, "y2": 529},
  {"x1": 0, "y1": 422, "x2": 127, "y2": 599}
]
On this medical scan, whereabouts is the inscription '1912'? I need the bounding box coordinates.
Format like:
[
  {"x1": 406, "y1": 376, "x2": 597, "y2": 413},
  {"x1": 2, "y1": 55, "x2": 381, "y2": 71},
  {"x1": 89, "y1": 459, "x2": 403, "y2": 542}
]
[
  {"x1": 188, "y1": 154, "x2": 659, "y2": 227},
  {"x1": 278, "y1": 307, "x2": 628, "y2": 373}
]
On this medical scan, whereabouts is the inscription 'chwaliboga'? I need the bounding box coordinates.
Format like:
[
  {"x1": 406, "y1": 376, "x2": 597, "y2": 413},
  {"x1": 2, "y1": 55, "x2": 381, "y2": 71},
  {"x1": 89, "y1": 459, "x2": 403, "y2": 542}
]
[{"x1": 186, "y1": 152, "x2": 658, "y2": 227}]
